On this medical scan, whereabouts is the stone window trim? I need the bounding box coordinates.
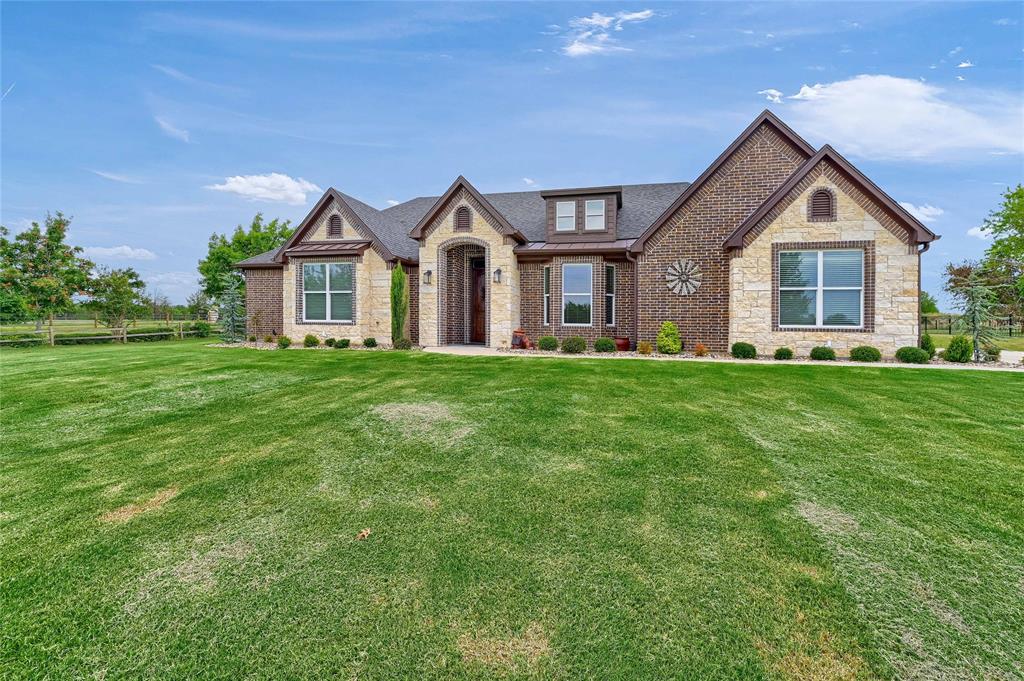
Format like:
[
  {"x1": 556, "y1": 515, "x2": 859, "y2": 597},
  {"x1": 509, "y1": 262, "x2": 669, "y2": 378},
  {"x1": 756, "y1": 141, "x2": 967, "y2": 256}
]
[
  {"x1": 293, "y1": 255, "x2": 360, "y2": 326},
  {"x1": 808, "y1": 188, "x2": 837, "y2": 222},
  {"x1": 771, "y1": 241, "x2": 875, "y2": 333},
  {"x1": 436, "y1": 236, "x2": 490, "y2": 346}
]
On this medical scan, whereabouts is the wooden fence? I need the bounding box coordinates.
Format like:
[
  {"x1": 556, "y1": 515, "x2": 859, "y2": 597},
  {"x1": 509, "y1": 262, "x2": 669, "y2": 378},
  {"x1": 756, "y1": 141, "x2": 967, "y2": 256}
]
[{"x1": 0, "y1": 322, "x2": 212, "y2": 347}]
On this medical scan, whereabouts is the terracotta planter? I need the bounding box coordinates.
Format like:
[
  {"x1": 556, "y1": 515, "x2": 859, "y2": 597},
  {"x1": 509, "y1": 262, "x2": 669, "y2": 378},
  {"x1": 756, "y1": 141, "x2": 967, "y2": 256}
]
[{"x1": 614, "y1": 336, "x2": 631, "y2": 351}]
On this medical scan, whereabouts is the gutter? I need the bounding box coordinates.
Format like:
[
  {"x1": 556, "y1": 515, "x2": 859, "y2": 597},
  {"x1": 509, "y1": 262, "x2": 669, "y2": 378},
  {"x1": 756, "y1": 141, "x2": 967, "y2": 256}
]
[{"x1": 626, "y1": 249, "x2": 639, "y2": 350}]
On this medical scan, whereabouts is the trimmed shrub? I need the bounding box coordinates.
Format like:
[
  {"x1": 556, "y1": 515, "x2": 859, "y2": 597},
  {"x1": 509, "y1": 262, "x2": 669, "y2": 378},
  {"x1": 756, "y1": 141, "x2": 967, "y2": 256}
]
[
  {"x1": 849, "y1": 345, "x2": 881, "y2": 362},
  {"x1": 336, "y1": 338, "x2": 350, "y2": 349},
  {"x1": 0, "y1": 333, "x2": 44, "y2": 348},
  {"x1": 944, "y1": 334, "x2": 972, "y2": 363},
  {"x1": 656, "y1": 321, "x2": 682, "y2": 354},
  {"x1": 637, "y1": 340, "x2": 653, "y2": 355},
  {"x1": 193, "y1": 321, "x2": 212, "y2": 338},
  {"x1": 303, "y1": 334, "x2": 320, "y2": 348},
  {"x1": 694, "y1": 342, "x2": 709, "y2": 357},
  {"x1": 125, "y1": 326, "x2": 176, "y2": 343},
  {"x1": 983, "y1": 344, "x2": 1001, "y2": 363},
  {"x1": 363, "y1": 337, "x2": 378, "y2": 348},
  {"x1": 248, "y1": 335, "x2": 257, "y2": 342},
  {"x1": 773, "y1": 347, "x2": 793, "y2": 360},
  {"x1": 325, "y1": 338, "x2": 336, "y2": 347},
  {"x1": 393, "y1": 338, "x2": 413, "y2": 350},
  {"x1": 895, "y1": 346, "x2": 929, "y2": 364},
  {"x1": 809, "y1": 346, "x2": 836, "y2": 361},
  {"x1": 731, "y1": 342, "x2": 756, "y2": 359},
  {"x1": 594, "y1": 337, "x2": 616, "y2": 353},
  {"x1": 920, "y1": 332, "x2": 936, "y2": 359},
  {"x1": 263, "y1": 335, "x2": 273, "y2": 343},
  {"x1": 277, "y1": 336, "x2": 292, "y2": 349},
  {"x1": 537, "y1": 336, "x2": 558, "y2": 351},
  {"x1": 561, "y1": 336, "x2": 586, "y2": 354}
]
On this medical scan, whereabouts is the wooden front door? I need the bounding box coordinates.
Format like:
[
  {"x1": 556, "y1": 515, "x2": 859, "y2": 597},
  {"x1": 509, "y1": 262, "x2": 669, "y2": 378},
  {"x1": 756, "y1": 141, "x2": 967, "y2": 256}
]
[{"x1": 470, "y1": 259, "x2": 486, "y2": 344}]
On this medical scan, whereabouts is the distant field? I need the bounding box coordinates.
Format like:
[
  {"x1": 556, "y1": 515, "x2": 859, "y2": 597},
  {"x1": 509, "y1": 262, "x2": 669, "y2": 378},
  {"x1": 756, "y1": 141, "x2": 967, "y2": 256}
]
[
  {"x1": 1, "y1": 319, "x2": 199, "y2": 334},
  {"x1": 926, "y1": 331, "x2": 1024, "y2": 352}
]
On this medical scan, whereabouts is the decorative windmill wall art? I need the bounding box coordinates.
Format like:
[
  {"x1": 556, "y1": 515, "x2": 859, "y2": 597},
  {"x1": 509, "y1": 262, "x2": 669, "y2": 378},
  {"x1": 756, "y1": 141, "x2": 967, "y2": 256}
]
[{"x1": 665, "y1": 259, "x2": 702, "y2": 295}]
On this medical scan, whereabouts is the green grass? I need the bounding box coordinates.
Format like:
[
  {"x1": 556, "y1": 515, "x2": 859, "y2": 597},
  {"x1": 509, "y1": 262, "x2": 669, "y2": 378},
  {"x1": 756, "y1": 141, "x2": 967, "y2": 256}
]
[
  {"x1": 2, "y1": 342, "x2": 1022, "y2": 679},
  {"x1": 925, "y1": 331, "x2": 1024, "y2": 352}
]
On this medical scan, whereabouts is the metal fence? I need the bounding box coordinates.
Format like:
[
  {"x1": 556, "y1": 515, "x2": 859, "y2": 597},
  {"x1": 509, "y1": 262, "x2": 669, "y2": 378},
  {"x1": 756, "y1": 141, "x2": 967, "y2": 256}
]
[{"x1": 921, "y1": 314, "x2": 1020, "y2": 337}]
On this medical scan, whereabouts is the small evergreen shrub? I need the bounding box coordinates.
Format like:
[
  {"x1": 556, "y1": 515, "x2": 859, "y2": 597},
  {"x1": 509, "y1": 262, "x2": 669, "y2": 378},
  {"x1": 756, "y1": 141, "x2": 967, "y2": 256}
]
[
  {"x1": 944, "y1": 334, "x2": 972, "y2": 363},
  {"x1": 731, "y1": 342, "x2": 756, "y2": 359},
  {"x1": 849, "y1": 345, "x2": 881, "y2": 362},
  {"x1": 774, "y1": 347, "x2": 793, "y2": 360},
  {"x1": 277, "y1": 336, "x2": 292, "y2": 349},
  {"x1": 983, "y1": 344, "x2": 1001, "y2": 362},
  {"x1": 336, "y1": 338, "x2": 350, "y2": 349},
  {"x1": 561, "y1": 336, "x2": 586, "y2": 354},
  {"x1": 393, "y1": 338, "x2": 413, "y2": 350},
  {"x1": 637, "y1": 340, "x2": 653, "y2": 355},
  {"x1": 594, "y1": 337, "x2": 616, "y2": 353},
  {"x1": 537, "y1": 336, "x2": 558, "y2": 351},
  {"x1": 895, "y1": 346, "x2": 929, "y2": 364},
  {"x1": 363, "y1": 337, "x2": 378, "y2": 348},
  {"x1": 694, "y1": 342, "x2": 709, "y2": 357},
  {"x1": 809, "y1": 346, "x2": 836, "y2": 361},
  {"x1": 193, "y1": 321, "x2": 212, "y2": 338},
  {"x1": 263, "y1": 335, "x2": 273, "y2": 343},
  {"x1": 248, "y1": 335, "x2": 257, "y2": 342},
  {"x1": 656, "y1": 321, "x2": 682, "y2": 354},
  {"x1": 920, "y1": 332, "x2": 936, "y2": 359},
  {"x1": 325, "y1": 338, "x2": 336, "y2": 347},
  {"x1": 303, "y1": 334, "x2": 320, "y2": 348}
]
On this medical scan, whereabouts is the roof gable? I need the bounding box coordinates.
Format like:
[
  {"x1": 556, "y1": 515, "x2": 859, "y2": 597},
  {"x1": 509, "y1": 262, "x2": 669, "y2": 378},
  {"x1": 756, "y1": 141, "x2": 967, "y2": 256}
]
[{"x1": 408, "y1": 176, "x2": 526, "y2": 242}]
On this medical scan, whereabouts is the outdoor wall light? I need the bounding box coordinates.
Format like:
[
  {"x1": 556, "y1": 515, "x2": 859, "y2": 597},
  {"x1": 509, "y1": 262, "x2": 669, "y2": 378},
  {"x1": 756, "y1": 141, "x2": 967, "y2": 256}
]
[
  {"x1": 493, "y1": 268, "x2": 502, "y2": 284},
  {"x1": 423, "y1": 269, "x2": 432, "y2": 285}
]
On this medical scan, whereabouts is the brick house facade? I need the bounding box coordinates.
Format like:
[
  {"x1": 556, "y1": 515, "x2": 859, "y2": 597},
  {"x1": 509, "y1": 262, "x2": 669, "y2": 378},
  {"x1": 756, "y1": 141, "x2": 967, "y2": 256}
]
[{"x1": 238, "y1": 111, "x2": 938, "y2": 356}]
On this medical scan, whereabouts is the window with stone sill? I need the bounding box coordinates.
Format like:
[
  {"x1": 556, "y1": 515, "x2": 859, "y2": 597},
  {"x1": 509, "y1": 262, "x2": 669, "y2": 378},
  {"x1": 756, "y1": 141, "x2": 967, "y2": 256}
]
[
  {"x1": 779, "y1": 249, "x2": 863, "y2": 328},
  {"x1": 303, "y1": 262, "x2": 353, "y2": 322}
]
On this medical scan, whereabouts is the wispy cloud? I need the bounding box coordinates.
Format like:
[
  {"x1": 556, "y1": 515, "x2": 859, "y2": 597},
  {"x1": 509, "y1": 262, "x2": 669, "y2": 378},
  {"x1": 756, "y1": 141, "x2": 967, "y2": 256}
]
[
  {"x1": 898, "y1": 202, "x2": 944, "y2": 222},
  {"x1": 994, "y1": 17, "x2": 1017, "y2": 26},
  {"x1": 967, "y1": 226, "x2": 992, "y2": 239},
  {"x1": 522, "y1": 177, "x2": 537, "y2": 187},
  {"x1": 82, "y1": 245, "x2": 157, "y2": 261},
  {"x1": 386, "y1": 199, "x2": 400, "y2": 206},
  {"x1": 948, "y1": 46, "x2": 963, "y2": 56},
  {"x1": 154, "y1": 116, "x2": 191, "y2": 143},
  {"x1": 956, "y1": 60, "x2": 974, "y2": 69},
  {"x1": 90, "y1": 169, "x2": 144, "y2": 184},
  {"x1": 152, "y1": 64, "x2": 198, "y2": 84},
  {"x1": 206, "y1": 173, "x2": 322, "y2": 205},
  {"x1": 561, "y1": 9, "x2": 655, "y2": 57},
  {"x1": 757, "y1": 88, "x2": 783, "y2": 104},
  {"x1": 1, "y1": 82, "x2": 15, "y2": 101}
]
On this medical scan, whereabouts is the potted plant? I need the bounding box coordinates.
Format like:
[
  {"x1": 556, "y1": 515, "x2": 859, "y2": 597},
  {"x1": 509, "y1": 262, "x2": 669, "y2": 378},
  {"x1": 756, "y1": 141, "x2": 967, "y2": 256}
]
[{"x1": 614, "y1": 336, "x2": 630, "y2": 351}]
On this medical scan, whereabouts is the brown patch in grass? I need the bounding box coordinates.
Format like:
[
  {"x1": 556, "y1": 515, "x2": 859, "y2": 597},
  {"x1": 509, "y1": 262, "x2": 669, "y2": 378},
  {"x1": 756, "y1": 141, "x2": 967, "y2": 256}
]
[
  {"x1": 796, "y1": 501, "x2": 860, "y2": 536},
  {"x1": 418, "y1": 496, "x2": 439, "y2": 510},
  {"x1": 794, "y1": 564, "x2": 822, "y2": 580},
  {"x1": 355, "y1": 528, "x2": 372, "y2": 541},
  {"x1": 911, "y1": 578, "x2": 969, "y2": 634},
  {"x1": 752, "y1": 489, "x2": 770, "y2": 501},
  {"x1": 100, "y1": 487, "x2": 178, "y2": 524},
  {"x1": 101, "y1": 482, "x2": 125, "y2": 498},
  {"x1": 170, "y1": 540, "x2": 251, "y2": 590},
  {"x1": 457, "y1": 622, "x2": 550, "y2": 673},
  {"x1": 757, "y1": 629, "x2": 865, "y2": 681},
  {"x1": 371, "y1": 402, "x2": 471, "y2": 444}
]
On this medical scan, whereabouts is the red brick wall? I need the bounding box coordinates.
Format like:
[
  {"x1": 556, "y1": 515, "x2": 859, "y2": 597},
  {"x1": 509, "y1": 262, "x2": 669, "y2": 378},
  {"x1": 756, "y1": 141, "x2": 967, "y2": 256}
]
[
  {"x1": 637, "y1": 124, "x2": 808, "y2": 352},
  {"x1": 407, "y1": 265, "x2": 419, "y2": 345},
  {"x1": 243, "y1": 268, "x2": 284, "y2": 338},
  {"x1": 441, "y1": 244, "x2": 484, "y2": 344}
]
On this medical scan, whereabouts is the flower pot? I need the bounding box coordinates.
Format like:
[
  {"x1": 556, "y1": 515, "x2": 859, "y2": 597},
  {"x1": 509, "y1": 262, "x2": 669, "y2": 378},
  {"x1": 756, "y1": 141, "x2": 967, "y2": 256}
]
[{"x1": 614, "y1": 336, "x2": 631, "y2": 351}]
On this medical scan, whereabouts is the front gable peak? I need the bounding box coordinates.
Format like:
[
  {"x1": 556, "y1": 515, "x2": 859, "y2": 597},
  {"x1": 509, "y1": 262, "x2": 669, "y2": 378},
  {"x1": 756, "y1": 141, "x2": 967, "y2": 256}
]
[{"x1": 408, "y1": 176, "x2": 526, "y2": 243}]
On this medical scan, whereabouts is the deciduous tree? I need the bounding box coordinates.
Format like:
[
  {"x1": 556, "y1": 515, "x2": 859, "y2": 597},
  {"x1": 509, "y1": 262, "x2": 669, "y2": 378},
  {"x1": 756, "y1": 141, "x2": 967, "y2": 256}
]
[
  {"x1": 198, "y1": 214, "x2": 293, "y2": 297},
  {"x1": 86, "y1": 267, "x2": 147, "y2": 328}
]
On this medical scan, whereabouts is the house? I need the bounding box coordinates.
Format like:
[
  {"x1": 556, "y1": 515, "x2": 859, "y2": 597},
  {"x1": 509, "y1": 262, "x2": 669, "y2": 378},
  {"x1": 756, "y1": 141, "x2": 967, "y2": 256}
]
[{"x1": 236, "y1": 110, "x2": 938, "y2": 356}]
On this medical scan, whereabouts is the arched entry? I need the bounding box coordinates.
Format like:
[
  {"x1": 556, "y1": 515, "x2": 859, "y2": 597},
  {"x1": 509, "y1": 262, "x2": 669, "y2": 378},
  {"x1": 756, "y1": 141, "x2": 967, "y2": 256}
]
[{"x1": 436, "y1": 236, "x2": 490, "y2": 345}]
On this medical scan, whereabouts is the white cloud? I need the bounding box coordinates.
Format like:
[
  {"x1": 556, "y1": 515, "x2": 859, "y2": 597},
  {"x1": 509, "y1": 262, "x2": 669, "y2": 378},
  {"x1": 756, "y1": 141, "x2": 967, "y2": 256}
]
[
  {"x1": 1, "y1": 82, "x2": 15, "y2": 101},
  {"x1": 143, "y1": 271, "x2": 200, "y2": 303},
  {"x1": 782, "y1": 75, "x2": 1023, "y2": 161},
  {"x1": 90, "y1": 169, "x2": 143, "y2": 184},
  {"x1": 956, "y1": 75, "x2": 966, "y2": 81},
  {"x1": 152, "y1": 64, "x2": 196, "y2": 84},
  {"x1": 949, "y1": 46, "x2": 963, "y2": 56},
  {"x1": 522, "y1": 177, "x2": 537, "y2": 186},
  {"x1": 898, "y1": 202, "x2": 944, "y2": 222},
  {"x1": 561, "y1": 9, "x2": 654, "y2": 57},
  {"x1": 386, "y1": 199, "x2": 400, "y2": 206},
  {"x1": 205, "y1": 173, "x2": 322, "y2": 205},
  {"x1": 154, "y1": 116, "x2": 190, "y2": 142},
  {"x1": 956, "y1": 60, "x2": 974, "y2": 68},
  {"x1": 82, "y1": 245, "x2": 157, "y2": 261},
  {"x1": 967, "y1": 226, "x2": 992, "y2": 239},
  {"x1": 994, "y1": 18, "x2": 1017, "y2": 26},
  {"x1": 757, "y1": 88, "x2": 783, "y2": 104}
]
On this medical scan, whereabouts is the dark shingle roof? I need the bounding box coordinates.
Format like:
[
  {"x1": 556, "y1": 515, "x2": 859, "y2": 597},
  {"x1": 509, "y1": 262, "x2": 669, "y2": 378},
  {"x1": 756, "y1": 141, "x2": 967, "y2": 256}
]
[{"x1": 236, "y1": 248, "x2": 283, "y2": 267}]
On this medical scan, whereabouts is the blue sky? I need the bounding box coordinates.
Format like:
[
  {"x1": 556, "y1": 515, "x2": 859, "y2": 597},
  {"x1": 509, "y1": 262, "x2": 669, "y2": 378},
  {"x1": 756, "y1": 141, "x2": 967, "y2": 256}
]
[{"x1": 2, "y1": 2, "x2": 1021, "y2": 305}]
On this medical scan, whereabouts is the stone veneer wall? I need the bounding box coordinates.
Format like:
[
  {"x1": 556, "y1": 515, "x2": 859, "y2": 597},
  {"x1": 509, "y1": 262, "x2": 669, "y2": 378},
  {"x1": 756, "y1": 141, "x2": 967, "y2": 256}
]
[
  {"x1": 636, "y1": 124, "x2": 809, "y2": 352},
  {"x1": 729, "y1": 172, "x2": 919, "y2": 356},
  {"x1": 302, "y1": 203, "x2": 363, "y2": 242},
  {"x1": 244, "y1": 268, "x2": 283, "y2": 338},
  {"x1": 418, "y1": 190, "x2": 519, "y2": 348},
  {"x1": 519, "y1": 256, "x2": 634, "y2": 346}
]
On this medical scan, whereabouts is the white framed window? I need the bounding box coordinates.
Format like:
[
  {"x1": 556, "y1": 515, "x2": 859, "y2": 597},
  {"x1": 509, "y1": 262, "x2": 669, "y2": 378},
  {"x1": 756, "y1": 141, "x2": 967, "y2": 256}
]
[
  {"x1": 779, "y1": 249, "x2": 863, "y2": 328},
  {"x1": 543, "y1": 266, "x2": 551, "y2": 326},
  {"x1": 585, "y1": 199, "x2": 605, "y2": 231},
  {"x1": 562, "y1": 263, "x2": 592, "y2": 326},
  {"x1": 605, "y1": 264, "x2": 615, "y2": 326},
  {"x1": 303, "y1": 262, "x2": 354, "y2": 322},
  {"x1": 555, "y1": 201, "x2": 576, "y2": 231}
]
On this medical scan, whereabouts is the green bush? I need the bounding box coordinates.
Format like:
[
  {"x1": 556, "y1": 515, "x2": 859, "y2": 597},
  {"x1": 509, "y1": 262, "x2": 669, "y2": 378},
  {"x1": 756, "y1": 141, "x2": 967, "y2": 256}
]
[
  {"x1": 193, "y1": 321, "x2": 212, "y2": 338},
  {"x1": 277, "y1": 336, "x2": 292, "y2": 349},
  {"x1": 637, "y1": 340, "x2": 653, "y2": 355},
  {"x1": 920, "y1": 332, "x2": 935, "y2": 359},
  {"x1": 731, "y1": 342, "x2": 756, "y2": 359},
  {"x1": 849, "y1": 345, "x2": 881, "y2": 362},
  {"x1": 53, "y1": 331, "x2": 116, "y2": 345},
  {"x1": 895, "y1": 346, "x2": 929, "y2": 364},
  {"x1": 392, "y1": 338, "x2": 413, "y2": 350},
  {"x1": 594, "y1": 337, "x2": 616, "y2": 353},
  {"x1": 125, "y1": 327, "x2": 176, "y2": 343},
  {"x1": 561, "y1": 336, "x2": 586, "y2": 354},
  {"x1": 263, "y1": 335, "x2": 273, "y2": 344},
  {"x1": 336, "y1": 338, "x2": 350, "y2": 349},
  {"x1": 303, "y1": 334, "x2": 320, "y2": 348},
  {"x1": 325, "y1": 338, "x2": 336, "y2": 347},
  {"x1": 944, "y1": 334, "x2": 972, "y2": 363},
  {"x1": 248, "y1": 335, "x2": 257, "y2": 342},
  {"x1": 809, "y1": 346, "x2": 836, "y2": 361},
  {"x1": 773, "y1": 347, "x2": 793, "y2": 360},
  {"x1": 656, "y1": 321, "x2": 681, "y2": 354},
  {"x1": 363, "y1": 337, "x2": 377, "y2": 348},
  {"x1": 0, "y1": 333, "x2": 44, "y2": 348},
  {"x1": 537, "y1": 336, "x2": 558, "y2": 351},
  {"x1": 983, "y1": 344, "x2": 1001, "y2": 363}
]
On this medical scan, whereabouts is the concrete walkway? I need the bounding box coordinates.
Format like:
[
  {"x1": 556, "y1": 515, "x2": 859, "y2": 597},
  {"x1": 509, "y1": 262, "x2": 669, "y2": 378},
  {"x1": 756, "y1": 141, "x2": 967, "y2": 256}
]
[{"x1": 423, "y1": 345, "x2": 1024, "y2": 373}]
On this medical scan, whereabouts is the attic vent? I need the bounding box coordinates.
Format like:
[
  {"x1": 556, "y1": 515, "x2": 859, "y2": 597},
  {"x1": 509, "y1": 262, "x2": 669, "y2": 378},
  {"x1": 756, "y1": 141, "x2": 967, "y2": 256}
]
[
  {"x1": 809, "y1": 189, "x2": 836, "y2": 222},
  {"x1": 454, "y1": 206, "x2": 472, "y2": 232},
  {"x1": 327, "y1": 215, "x2": 343, "y2": 237}
]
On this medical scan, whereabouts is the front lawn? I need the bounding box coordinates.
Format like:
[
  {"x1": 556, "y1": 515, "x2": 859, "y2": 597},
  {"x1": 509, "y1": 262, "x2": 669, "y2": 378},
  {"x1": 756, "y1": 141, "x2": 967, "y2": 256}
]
[{"x1": 2, "y1": 342, "x2": 1021, "y2": 679}]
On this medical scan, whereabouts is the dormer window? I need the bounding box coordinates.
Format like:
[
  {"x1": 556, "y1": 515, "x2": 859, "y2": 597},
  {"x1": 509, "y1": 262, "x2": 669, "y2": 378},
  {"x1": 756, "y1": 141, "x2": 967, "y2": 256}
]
[
  {"x1": 585, "y1": 200, "x2": 605, "y2": 231},
  {"x1": 555, "y1": 201, "x2": 576, "y2": 231},
  {"x1": 327, "y1": 214, "x2": 343, "y2": 238}
]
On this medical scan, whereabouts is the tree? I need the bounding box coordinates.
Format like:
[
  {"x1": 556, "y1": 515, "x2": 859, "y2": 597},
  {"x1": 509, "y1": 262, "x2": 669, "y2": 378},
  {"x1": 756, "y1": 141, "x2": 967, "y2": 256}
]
[
  {"x1": 198, "y1": 214, "x2": 293, "y2": 297},
  {"x1": 390, "y1": 263, "x2": 408, "y2": 344},
  {"x1": 0, "y1": 213, "x2": 93, "y2": 329},
  {"x1": 953, "y1": 271, "x2": 999, "y2": 362},
  {"x1": 920, "y1": 291, "x2": 939, "y2": 314},
  {"x1": 980, "y1": 184, "x2": 1024, "y2": 317},
  {"x1": 216, "y1": 274, "x2": 246, "y2": 342},
  {"x1": 185, "y1": 289, "x2": 211, "y2": 319},
  {"x1": 86, "y1": 267, "x2": 147, "y2": 328}
]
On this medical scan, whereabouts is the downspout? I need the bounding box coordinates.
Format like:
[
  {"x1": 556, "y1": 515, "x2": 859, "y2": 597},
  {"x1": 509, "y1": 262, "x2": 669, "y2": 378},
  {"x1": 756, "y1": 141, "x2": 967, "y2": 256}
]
[
  {"x1": 626, "y1": 249, "x2": 640, "y2": 350},
  {"x1": 917, "y1": 242, "x2": 929, "y2": 347}
]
